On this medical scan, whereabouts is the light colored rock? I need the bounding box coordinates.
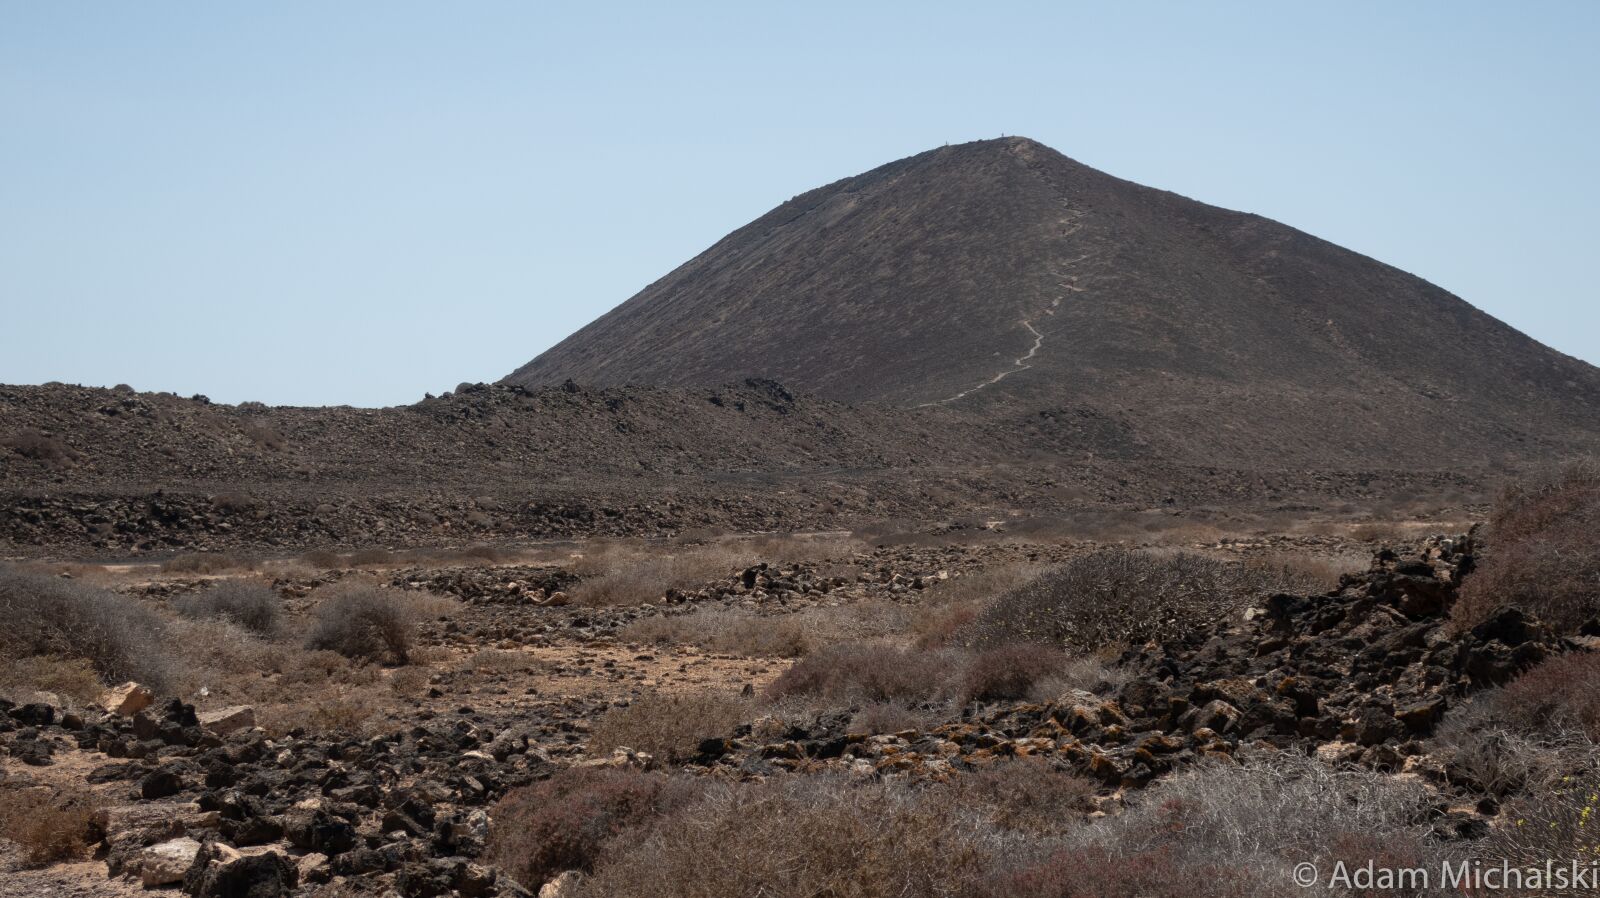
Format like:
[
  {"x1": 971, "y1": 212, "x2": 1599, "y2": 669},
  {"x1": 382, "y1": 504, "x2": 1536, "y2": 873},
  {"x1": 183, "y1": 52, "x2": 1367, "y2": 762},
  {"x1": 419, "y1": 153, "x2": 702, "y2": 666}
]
[
  {"x1": 197, "y1": 705, "x2": 256, "y2": 735},
  {"x1": 296, "y1": 851, "x2": 330, "y2": 881},
  {"x1": 540, "y1": 870, "x2": 581, "y2": 898},
  {"x1": 101, "y1": 682, "x2": 154, "y2": 716},
  {"x1": 1316, "y1": 740, "x2": 1364, "y2": 766},
  {"x1": 576, "y1": 747, "x2": 654, "y2": 770},
  {"x1": 98, "y1": 801, "x2": 220, "y2": 850},
  {"x1": 139, "y1": 837, "x2": 201, "y2": 886}
]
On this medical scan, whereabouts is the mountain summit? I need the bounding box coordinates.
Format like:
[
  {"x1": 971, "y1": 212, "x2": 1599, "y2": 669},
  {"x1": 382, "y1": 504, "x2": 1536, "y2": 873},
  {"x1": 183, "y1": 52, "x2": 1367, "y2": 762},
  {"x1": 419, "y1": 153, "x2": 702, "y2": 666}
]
[{"x1": 505, "y1": 137, "x2": 1600, "y2": 467}]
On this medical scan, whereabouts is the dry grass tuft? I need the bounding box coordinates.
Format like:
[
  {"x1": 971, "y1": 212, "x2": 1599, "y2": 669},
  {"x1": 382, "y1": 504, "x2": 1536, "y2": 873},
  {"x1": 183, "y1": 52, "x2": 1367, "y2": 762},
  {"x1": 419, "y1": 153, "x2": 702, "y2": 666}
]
[
  {"x1": 0, "y1": 655, "x2": 104, "y2": 707},
  {"x1": 0, "y1": 784, "x2": 103, "y2": 866}
]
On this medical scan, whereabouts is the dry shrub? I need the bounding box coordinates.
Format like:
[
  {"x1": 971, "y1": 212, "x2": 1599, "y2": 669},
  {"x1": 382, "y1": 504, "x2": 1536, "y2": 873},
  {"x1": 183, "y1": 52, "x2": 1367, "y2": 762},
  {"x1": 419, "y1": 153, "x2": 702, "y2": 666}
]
[
  {"x1": 964, "y1": 549, "x2": 1317, "y2": 652},
  {"x1": 174, "y1": 579, "x2": 281, "y2": 636},
  {"x1": 1487, "y1": 651, "x2": 1600, "y2": 741},
  {"x1": 0, "y1": 655, "x2": 103, "y2": 706},
  {"x1": 0, "y1": 565, "x2": 175, "y2": 692},
  {"x1": 160, "y1": 552, "x2": 256, "y2": 575},
  {"x1": 573, "y1": 776, "x2": 997, "y2": 898},
  {"x1": 388, "y1": 666, "x2": 431, "y2": 698},
  {"x1": 588, "y1": 691, "x2": 749, "y2": 763},
  {"x1": 913, "y1": 563, "x2": 1047, "y2": 649},
  {"x1": 0, "y1": 784, "x2": 102, "y2": 866},
  {"x1": 488, "y1": 768, "x2": 705, "y2": 889},
  {"x1": 621, "y1": 610, "x2": 814, "y2": 658},
  {"x1": 935, "y1": 760, "x2": 1096, "y2": 833},
  {"x1": 1487, "y1": 771, "x2": 1600, "y2": 877},
  {"x1": 766, "y1": 643, "x2": 958, "y2": 703},
  {"x1": 304, "y1": 586, "x2": 421, "y2": 665},
  {"x1": 1059, "y1": 752, "x2": 1450, "y2": 895},
  {"x1": 1456, "y1": 461, "x2": 1600, "y2": 633},
  {"x1": 961, "y1": 644, "x2": 1067, "y2": 703}
]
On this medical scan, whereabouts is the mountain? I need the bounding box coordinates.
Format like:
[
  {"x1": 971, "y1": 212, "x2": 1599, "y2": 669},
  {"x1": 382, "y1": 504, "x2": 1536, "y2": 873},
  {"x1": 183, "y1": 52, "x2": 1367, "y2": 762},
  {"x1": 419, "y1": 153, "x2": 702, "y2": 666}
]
[{"x1": 505, "y1": 137, "x2": 1600, "y2": 469}]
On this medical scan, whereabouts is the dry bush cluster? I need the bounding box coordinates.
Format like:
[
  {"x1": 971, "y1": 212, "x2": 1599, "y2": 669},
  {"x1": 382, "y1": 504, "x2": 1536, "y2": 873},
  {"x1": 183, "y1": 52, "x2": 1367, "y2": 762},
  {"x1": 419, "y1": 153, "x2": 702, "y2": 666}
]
[
  {"x1": 1488, "y1": 772, "x2": 1600, "y2": 877},
  {"x1": 1456, "y1": 460, "x2": 1600, "y2": 633},
  {"x1": 571, "y1": 776, "x2": 999, "y2": 898},
  {"x1": 913, "y1": 562, "x2": 1047, "y2": 649},
  {"x1": 963, "y1": 548, "x2": 1321, "y2": 652},
  {"x1": 0, "y1": 565, "x2": 176, "y2": 692},
  {"x1": 1484, "y1": 651, "x2": 1600, "y2": 742},
  {"x1": 496, "y1": 754, "x2": 1447, "y2": 898},
  {"x1": 1430, "y1": 653, "x2": 1600, "y2": 797},
  {"x1": 587, "y1": 691, "x2": 751, "y2": 763},
  {"x1": 0, "y1": 563, "x2": 453, "y2": 735}
]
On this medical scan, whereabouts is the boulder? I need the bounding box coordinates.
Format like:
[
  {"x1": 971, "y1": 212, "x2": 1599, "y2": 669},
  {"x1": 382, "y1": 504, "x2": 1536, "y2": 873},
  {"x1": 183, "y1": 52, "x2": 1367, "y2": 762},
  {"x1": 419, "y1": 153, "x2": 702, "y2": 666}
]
[
  {"x1": 198, "y1": 706, "x2": 257, "y2": 736},
  {"x1": 183, "y1": 841, "x2": 297, "y2": 898},
  {"x1": 102, "y1": 682, "x2": 154, "y2": 716},
  {"x1": 139, "y1": 837, "x2": 201, "y2": 886}
]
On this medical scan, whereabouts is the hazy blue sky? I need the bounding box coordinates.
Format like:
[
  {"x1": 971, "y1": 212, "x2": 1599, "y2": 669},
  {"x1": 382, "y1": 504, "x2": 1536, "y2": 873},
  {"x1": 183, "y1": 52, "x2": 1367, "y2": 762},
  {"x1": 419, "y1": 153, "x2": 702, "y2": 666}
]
[{"x1": 3, "y1": 2, "x2": 1597, "y2": 407}]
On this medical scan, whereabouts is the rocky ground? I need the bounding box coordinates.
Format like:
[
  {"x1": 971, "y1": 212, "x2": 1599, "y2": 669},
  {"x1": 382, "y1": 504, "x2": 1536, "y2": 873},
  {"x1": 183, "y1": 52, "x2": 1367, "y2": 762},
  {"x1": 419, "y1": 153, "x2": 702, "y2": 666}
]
[{"x1": 3, "y1": 527, "x2": 1584, "y2": 897}]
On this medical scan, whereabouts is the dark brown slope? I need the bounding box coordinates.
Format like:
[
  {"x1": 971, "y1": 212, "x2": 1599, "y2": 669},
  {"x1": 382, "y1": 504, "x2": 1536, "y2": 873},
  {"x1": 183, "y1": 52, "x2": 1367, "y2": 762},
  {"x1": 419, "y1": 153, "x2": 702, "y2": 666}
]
[{"x1": 506, "y1": 137, "x2": 1600, "y2": 468}]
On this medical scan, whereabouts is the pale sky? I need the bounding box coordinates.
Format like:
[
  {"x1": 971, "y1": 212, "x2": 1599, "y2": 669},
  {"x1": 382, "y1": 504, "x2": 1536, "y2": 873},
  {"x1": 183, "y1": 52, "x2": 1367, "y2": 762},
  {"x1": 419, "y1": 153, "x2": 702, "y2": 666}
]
[{"x1": 3, "y1": 2, "x2": 1596, "y2": 406}]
